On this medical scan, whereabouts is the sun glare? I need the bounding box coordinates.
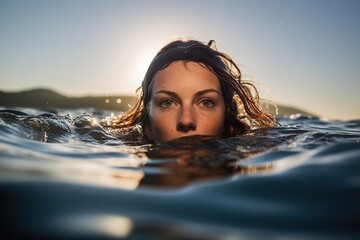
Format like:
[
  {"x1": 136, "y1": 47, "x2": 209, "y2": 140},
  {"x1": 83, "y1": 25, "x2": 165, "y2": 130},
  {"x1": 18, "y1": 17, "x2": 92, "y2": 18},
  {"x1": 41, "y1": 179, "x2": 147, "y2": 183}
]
[{"x1": 135, "y1": 49, "x2": 156, "y2": 82}]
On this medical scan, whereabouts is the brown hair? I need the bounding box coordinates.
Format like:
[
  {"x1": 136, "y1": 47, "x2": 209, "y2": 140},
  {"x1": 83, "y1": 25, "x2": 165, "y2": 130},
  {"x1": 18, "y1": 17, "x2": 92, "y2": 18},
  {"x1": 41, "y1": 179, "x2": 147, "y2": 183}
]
[{"x1": 106, "y1": 38, "x2": 277, "y2": 139}]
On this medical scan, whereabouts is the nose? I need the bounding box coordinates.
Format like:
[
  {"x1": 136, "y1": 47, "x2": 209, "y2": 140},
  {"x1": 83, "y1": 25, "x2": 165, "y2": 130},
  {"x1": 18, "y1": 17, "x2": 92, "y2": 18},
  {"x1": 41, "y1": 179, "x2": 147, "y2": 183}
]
[{"x1": 177, "y1": 106, "x2": 196, "y2": 132}]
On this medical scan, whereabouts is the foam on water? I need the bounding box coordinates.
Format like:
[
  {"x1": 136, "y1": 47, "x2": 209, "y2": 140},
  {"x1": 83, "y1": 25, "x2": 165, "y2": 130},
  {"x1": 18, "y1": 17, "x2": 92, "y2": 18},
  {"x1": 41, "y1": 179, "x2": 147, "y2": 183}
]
[{"x1": 0, "y1": 108, "x2": 359, "y2": 239}]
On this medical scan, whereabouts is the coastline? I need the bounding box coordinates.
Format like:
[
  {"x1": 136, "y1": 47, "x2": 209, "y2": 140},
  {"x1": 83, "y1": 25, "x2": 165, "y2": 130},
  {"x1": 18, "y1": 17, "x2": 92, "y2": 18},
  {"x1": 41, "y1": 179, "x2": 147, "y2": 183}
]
[{"x1": 0, "y1": 88, "x2": 314, "y2": 117}]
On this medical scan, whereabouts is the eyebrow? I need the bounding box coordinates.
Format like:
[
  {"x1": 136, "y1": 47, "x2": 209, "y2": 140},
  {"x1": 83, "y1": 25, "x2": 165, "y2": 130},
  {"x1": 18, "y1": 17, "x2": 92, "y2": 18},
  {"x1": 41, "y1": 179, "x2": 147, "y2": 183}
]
[{"x1": 154, "y1": 89, "x2": 221, "y2": 98}]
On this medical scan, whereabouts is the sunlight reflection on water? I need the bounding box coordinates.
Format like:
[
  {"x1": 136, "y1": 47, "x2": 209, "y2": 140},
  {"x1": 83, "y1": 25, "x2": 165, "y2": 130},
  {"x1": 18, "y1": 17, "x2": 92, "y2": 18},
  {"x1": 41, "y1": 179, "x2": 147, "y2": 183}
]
[{"x1": 57, "y1": 214, "x2": 133, "y2": 238}]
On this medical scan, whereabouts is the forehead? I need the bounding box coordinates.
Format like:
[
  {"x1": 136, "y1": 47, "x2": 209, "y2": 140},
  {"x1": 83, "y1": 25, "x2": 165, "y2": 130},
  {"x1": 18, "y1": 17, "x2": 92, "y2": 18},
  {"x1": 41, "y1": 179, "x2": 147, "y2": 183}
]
[{"x1": 151, "y1": 61, "x2": 221, "y2": 91}]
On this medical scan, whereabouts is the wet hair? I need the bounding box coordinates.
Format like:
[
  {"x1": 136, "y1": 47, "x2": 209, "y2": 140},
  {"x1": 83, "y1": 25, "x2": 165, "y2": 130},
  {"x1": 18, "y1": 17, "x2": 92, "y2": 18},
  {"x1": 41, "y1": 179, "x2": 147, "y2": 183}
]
[{"x1": 107, "y1": 38, "x2": 277, "y2": 138}]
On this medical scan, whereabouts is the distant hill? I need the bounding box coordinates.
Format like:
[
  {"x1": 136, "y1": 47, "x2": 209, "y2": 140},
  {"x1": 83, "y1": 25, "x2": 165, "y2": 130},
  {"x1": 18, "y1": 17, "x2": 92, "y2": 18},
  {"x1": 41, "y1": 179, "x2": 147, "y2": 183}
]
[
  {"x1": 0, "y1": 88, "x2": 135, "y2": 112},
  {"x1": 260, "y1": 101, "x2": 315, "y2": 117},
  {"x1": 0, "y1": 88, "x2": 314, "y2": 117}
]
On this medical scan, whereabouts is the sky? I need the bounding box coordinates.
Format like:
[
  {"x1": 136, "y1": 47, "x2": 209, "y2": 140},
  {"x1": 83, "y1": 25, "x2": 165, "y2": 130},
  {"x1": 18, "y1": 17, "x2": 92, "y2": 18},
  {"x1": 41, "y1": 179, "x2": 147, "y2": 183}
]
[{"x1": 0, "y1": 0, "x2": 359, "y2": 120}]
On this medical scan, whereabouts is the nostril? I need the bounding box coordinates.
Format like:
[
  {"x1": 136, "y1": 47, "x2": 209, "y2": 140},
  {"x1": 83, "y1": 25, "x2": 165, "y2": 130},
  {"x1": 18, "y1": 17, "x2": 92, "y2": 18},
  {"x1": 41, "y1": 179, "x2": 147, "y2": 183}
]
[{"x1": 177, "y1": 122, "x2": 196, "y2": 132}]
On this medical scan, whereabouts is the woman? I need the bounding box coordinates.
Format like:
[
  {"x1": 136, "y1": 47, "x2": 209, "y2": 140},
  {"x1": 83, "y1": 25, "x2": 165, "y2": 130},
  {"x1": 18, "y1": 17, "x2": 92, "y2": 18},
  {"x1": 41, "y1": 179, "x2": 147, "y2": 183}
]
[{"x1": 107, "y1": 38, "x2": 277, "y2": 143}]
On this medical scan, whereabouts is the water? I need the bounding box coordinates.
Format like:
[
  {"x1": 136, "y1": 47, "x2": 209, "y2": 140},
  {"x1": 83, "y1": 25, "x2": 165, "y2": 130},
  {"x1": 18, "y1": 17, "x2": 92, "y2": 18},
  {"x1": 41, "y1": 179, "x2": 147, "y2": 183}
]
[{"x1": 0, "y1": 107, "x2": 359, "y2": 239}]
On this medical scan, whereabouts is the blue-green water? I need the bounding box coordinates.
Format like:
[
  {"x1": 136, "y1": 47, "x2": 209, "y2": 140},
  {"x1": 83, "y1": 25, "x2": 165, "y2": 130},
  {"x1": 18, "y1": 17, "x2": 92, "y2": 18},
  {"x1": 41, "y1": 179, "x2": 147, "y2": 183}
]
[{"x1": 0, "y1": 108, "x2": 359, "y2": 239}]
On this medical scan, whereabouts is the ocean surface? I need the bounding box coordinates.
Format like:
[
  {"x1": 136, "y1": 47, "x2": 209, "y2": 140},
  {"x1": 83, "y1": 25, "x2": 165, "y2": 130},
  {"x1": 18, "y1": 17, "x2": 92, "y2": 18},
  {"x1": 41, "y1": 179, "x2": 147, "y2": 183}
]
[{"x1": 0, "y1": 107, "x2": 359, "y2": 239}]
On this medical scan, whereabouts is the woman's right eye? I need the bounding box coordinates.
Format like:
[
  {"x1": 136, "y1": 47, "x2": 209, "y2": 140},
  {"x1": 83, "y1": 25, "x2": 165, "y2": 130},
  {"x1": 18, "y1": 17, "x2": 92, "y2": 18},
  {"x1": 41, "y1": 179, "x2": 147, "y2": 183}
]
[{"x1": 159, "y1": 99, "x2": 174, "y2": 107}]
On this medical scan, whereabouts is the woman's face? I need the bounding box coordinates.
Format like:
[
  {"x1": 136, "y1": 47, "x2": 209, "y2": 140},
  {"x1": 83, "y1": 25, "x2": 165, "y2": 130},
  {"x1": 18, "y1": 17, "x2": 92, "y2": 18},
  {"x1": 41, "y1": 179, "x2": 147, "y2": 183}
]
[{"x1": 146, "y1": 61, "x2": 225, "y2": 143}]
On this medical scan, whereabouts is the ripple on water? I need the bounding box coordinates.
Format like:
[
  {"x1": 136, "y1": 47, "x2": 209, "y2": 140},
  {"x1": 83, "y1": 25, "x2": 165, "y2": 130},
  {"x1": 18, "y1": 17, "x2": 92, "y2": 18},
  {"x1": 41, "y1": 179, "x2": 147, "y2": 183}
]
[{"x1": 0, "y1": 108, "x2": 360, "y2": 239}]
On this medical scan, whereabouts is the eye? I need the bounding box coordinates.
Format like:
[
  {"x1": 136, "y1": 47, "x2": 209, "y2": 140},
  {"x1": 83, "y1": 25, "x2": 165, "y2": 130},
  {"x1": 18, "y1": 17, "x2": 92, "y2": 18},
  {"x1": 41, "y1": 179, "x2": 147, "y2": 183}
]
[
  {"x1": 200, "y1": 99, "x2": 215, "y2": 108},
  {"x1": 160, "y1": 99, "x2": 175, "y2": 107}
]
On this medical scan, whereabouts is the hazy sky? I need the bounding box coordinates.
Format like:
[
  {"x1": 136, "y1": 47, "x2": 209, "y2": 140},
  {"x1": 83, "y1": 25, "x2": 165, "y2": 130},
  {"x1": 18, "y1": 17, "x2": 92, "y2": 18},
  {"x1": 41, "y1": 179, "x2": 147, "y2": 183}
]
[{"x1": 1, "y1": 0, "x2": 359, "y2": 120}]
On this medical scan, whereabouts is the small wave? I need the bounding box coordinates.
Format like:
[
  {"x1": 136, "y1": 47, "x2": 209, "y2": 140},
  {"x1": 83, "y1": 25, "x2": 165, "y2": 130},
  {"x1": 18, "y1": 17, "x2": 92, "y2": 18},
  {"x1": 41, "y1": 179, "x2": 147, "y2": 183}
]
[{"x1": 1, "y1": 108, "x2": 360, "y2": 239}]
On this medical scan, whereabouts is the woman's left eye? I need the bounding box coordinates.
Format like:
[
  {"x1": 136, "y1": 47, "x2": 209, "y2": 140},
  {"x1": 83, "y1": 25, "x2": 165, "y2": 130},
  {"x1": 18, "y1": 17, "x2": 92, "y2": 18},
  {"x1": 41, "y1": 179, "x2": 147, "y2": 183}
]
[{"x1": 200, "y1": 99, "x2": 215, "y2": 108}]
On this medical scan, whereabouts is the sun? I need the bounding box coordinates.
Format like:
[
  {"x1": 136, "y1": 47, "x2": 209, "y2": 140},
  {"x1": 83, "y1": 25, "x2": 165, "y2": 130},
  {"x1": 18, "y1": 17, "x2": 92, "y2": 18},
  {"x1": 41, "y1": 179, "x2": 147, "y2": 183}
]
[
  {"x1": 133, "y1": 47, "x2": 158, "y2": 88},
  {"x1": 136, "y1": 56, "x2": 153, "y2": 79}
]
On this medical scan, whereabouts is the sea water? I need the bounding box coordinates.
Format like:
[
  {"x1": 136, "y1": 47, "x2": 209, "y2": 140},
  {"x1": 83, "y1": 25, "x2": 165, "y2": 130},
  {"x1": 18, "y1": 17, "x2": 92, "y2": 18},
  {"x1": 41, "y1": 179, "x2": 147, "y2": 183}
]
[{"x1": 0, "y1": 107, "x2": 359, "y2": 239}]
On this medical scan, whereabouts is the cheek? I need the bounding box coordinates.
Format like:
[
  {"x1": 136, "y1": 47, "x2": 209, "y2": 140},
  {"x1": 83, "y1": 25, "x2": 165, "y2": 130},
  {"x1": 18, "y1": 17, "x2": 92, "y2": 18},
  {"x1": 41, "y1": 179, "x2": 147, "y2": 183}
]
[
  {"x1": 150, "y1": 114, "x2": 166, "y2": 131},
  {"x1": 202, "y1": 109, "x2": 225, "y2": 134},
  {"x1": 148, "y1": 109, "x2": 176, "y2": 139}
]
